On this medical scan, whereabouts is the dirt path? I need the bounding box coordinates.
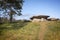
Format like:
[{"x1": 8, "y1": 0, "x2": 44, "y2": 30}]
[{"x1": 38, "y1": 21, "x2": 48, "y2": 40}]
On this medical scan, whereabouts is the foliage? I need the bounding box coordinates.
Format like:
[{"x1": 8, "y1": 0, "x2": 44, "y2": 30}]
[{"x1": 0, "y1": 0, "x2": 24, "y2": 22}]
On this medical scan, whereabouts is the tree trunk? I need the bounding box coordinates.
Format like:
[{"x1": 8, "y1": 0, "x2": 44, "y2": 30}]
[{"x1": 10, "y1": 11, "x2": 13, "y2": 23}]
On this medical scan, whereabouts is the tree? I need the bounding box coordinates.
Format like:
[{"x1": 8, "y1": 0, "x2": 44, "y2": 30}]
[{"x1": 0, "y1": 0, "x2": 24, "y2": 22}]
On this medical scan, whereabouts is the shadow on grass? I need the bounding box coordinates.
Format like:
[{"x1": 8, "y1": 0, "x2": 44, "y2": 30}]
[
  {"x1": 10, "y1": 22, "x2": 29, "y2": 30},
  {"x1": 0, "y1": 22, "x2": 29, "y2": 35}
]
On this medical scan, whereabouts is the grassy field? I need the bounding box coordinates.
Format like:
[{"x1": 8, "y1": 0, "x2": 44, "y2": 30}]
[
  {"x1": 44, "y1": 21, "x2": 60, "y2": 40},
  {"x1": 0, "y1": 21, "x2": 40, "y2": 40},
  {"x1": 0, "y1": 21, "x2": 60, "y2": 40}
]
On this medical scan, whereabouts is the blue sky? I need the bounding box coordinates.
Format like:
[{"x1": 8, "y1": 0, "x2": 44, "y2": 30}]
[{"x1": 16, "y1": 0, "x2": 60, "y2": 20}]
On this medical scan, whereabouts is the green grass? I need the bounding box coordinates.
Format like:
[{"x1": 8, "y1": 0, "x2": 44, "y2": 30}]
[
  {"x1": 0, "y1": 22, "x2": 40, "y2": 40},
  {"x1": 44, "y1": 21, "x2": 60, "y2": 40},
  {"x1": 0, "y1": 21, "x2": 60, "y2": 40}
]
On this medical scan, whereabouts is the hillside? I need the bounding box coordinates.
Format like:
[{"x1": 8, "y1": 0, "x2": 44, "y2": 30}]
[{"x1": 0, "y1": 21, "x2": 60, "y2": 40}]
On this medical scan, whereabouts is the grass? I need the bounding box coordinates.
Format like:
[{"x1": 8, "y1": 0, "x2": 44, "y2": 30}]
[
  {"x1": 44, "y1": 21, "x2": 60, "y2": 40},
  {"x1": 0, "y1": 22, "x2": 40, "y2": 40},
  {"x1": 0, "y1": 21, "x2": 60, "y2": 40}
]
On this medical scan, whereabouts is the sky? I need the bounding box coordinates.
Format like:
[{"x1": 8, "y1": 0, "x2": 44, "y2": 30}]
[
  {"x1": 16, "y1": 0, "x2": 60, "y2": 20},
  {"x1": 2, "y1": 0, "x2": 60, "y2": 20}
]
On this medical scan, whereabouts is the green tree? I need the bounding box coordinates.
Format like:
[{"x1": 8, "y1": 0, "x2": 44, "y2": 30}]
[{"x1": 0, "y1": 0, "x2": 24, "y2": 22}]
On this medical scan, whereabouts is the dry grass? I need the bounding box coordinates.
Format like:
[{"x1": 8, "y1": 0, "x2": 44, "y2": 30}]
[
  {"x1": 0, "y1": 21, "x2": 60, "y2": 40},
  {"x1": 44, "y1": 21, "x2": 60, "y2": 40},
  {"x1": 0, "y1": 22, "x2": 40, "y2": 40}
]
